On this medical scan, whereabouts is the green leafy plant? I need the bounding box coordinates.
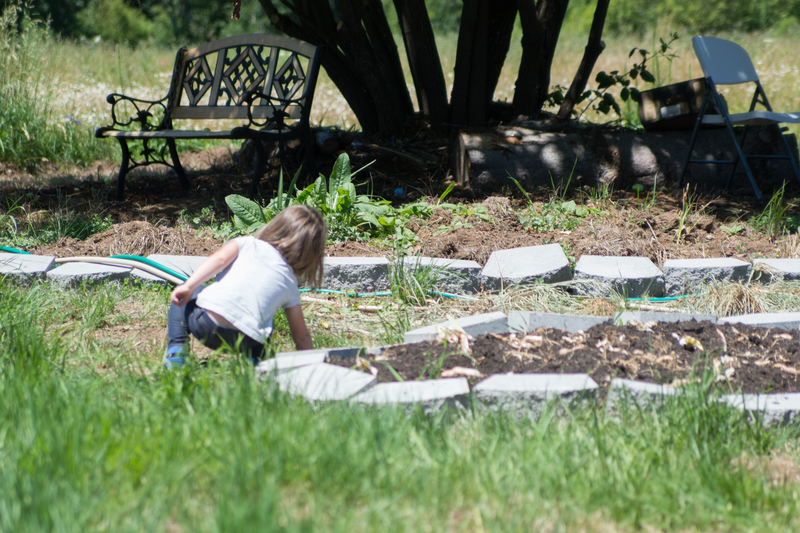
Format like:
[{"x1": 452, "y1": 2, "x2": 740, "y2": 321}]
[
  {"x1": 721, "y1": 224, "x2": 745, "y2": 236},
  {"x1": 225, "y1": 154, "x2": 432, "y2": 246},
  {"x1": 513, "y1": 178, "x2": 603, "y2": 233},
  {"x1": 547, "y1": 33, "x2": 679, "y2": 124}
]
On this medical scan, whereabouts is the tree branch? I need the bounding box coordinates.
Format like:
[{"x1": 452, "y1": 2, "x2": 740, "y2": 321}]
[{"x1": 557, "y1": 0, "x2": 609, "y2": 119}]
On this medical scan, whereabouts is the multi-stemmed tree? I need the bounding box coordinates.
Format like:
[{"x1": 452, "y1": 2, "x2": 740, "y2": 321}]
[{"x1": 233, "y1": 0, "x2": 611, "y2": 136}]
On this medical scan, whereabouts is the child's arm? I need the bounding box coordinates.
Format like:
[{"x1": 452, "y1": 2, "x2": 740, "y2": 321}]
[
  {"x1": 170, "y1": 240, "x2": 239, "y2": 306},
  {"x1": 284, "y1": 304, "x2": 313, "y2": 350}
]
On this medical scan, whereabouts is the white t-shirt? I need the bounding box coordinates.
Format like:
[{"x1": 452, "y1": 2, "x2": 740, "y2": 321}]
[{"x1": 195, "y1": 236, "x2": 301, "y2": 342}]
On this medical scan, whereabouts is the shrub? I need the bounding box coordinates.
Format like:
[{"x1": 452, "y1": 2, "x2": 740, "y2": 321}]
[{"x1": 76, "y1": 0, "x2": 154, "y2": 44}]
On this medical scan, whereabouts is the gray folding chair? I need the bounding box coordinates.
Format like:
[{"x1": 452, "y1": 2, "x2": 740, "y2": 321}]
[{"x1": 679, "y1": 35, "x2": 800, "y2": 200}]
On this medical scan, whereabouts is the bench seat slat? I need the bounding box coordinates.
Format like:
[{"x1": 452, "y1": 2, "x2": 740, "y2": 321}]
[
  {"x1": 170, "y1": 105, "x2": 303, "y2": 121},
  {"x1": 99, "y1": 130, "x2": 241, "y2": 139}
]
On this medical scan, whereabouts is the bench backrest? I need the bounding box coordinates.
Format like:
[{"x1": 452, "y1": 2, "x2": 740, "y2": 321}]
[{"x1": 165, "y1": 34, "x2": 324, "y2": 128}]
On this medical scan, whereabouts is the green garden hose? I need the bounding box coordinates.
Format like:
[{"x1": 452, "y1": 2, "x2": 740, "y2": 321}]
[
  {"x1": 55, "y1": 257, "x2": 186, "y2": 285},
  {"x1": 0, "y1": 245, "x2": 31, "y2": 254},
  {"x1": 109, "y1": 255, "x2": 189, "y2": 282}
]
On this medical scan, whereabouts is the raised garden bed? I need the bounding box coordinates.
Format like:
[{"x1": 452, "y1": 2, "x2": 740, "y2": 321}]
[{"x1": 328, "y1": 320, "x2": 800, "y2": 397}]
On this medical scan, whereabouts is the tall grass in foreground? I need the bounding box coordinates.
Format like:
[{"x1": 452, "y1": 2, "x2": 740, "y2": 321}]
[
  {"x1": 0, "y1": 3, "x2": 114, "y2": 168},
  {"x1": 1, "y1": 281, "x2": 800, "y2": 532}
]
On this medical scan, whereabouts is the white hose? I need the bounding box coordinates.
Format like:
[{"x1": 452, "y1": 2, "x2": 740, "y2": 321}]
[{"x1": 54, "y1": 257, "x2": 185, "y2": 285}]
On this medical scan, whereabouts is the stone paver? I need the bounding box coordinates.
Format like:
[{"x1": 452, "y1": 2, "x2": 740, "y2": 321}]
[
  {"x1": 481, "y1": 244, "x2": 571, "y2": 292},
  {"x1": 131, "y1": 254, "x2": 207, "y2": 284},
  {"x1": 719, "y1": 312, "x2": 800, "y2": 330},
  {"x1": 614, "y1": 311, "x2": 717, "y2": 326},
  {"x1": 323, "y1": 256, "x2": 390, "y2": 292},
  {"x1": 508, "y1": 310, "x2": 609, "y2": 334},
  {"x1": 474, "y1": 373, "x2": 598, "y2": 416},
  {"x1": 573, "y1": 255, "x2": 664, "y2": 298},
  {"x1": 752, "y1": 258, "x2": 800, "y2": 282},
  {"x1": 0, "y1": 253, "x2": 56, "y2": 282},
  {"x1": 663, "y1": 258, "x2": 751, "y2": 296},
  {"x1": 605, "y1": 378, "x2": 678, "y2": 413},
  {"x1": 403, "y1": 311, "x2": 508, "y2": 344},
  {"x1": 46, "y1": 261, "x2": 130, "y2": 288},
  {"x1": 719, "y1": 393, "x2": 800, "y2": 426},
  {"x1": 256, "y1": 351, "x2": 327, "y2": 376},
  {"x1": 274, "y1": 363, "x2": 377, "y2": 401},
  {"x1": 351, "y1": 378, "x2": 470, "y2": 413},
  {"x1": 402, "y1": 256, "x2": 482, "y2": 295}
]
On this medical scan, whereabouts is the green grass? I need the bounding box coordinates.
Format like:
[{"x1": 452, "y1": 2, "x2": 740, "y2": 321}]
[
  {"x1": 1, "y1": 279, "x2": 800, "y2": 531},
  {"x1": 0, "y1": 4, "x2": 117, "y2": 168}
]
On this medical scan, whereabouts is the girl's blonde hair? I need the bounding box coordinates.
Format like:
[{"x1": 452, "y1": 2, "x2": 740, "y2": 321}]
[{"x1": 255, "y1": 205, "x2": 326, "y2": 288}]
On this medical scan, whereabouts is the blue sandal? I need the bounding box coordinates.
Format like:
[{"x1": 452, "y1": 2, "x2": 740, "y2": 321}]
[{"x1": 163, "y1": 345, "x2": 186, "y2": 369}]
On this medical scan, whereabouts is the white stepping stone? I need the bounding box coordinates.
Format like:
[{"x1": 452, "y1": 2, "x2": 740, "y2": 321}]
[
  {"x1": 351, "y1": 378, "x2": 470, "y2": 413},
  {"x1": 481, "y1": 244, "x2": 572, "y2": 292},
  {"x1": 663, "y1": 257, "x2": 751, "y2": 296},
  {"x1": 614, "y1": 311, "x2": 717, "y2": 325},
  {"x1": 403, "y1": 311, "x2": 508, "y2": 343},
  {"x1": 605, "y1": 378, "x2": 678, "y2": 413},
  {"x1": 46, "y1": 261, "x2": 130, "y2": 288},
  {"x1": 574, "y1": 255, "x2": 664, "y2": 298},
  {"x1": 323, "y1": 256, "x2": 390, "y2": 292},
  {"x1": 509, "y1": 310, "x2": 609, "y2": 334},
  {"x1": 402, "y1": 256, "x2": 482, "y2": 295},
  {"x1": 752, "y1": 258, "x2": 800, "y2": 282},
  {"x1": 275, "y1": 363, "x2": 376, "y2": 402},
  {"x1": 256, "y1": 350, "x2": 327, "y2": 376},
  {"x1": 719, "y1": 393, "x2": 800, "y2": 426},
  {"x1": 474, "y1": 373, "x2": 598, "y2": 416},
  {"x1": 719, "y1": 312, "x2": 800, "y2": 331},
  {"x1": 0, "y1": 253, "x2": 55, "y2": 282}
]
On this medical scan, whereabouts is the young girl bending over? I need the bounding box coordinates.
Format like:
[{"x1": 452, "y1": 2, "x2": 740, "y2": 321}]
[{"x1": 164, "y1": 205, "x2": 326, "y2": 368}]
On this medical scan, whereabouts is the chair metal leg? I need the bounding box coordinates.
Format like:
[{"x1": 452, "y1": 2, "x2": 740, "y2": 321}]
[
  {"x1": 776, "y1": 126, "x2": 800, "y2": 189},
  {"x1": 167, "y1": 139, "x2": 191, "y2": 189},
  {"x1": 115, "y1": 139, "x2": 131, "y2": 202},
  {"x1": 720, "y1": 117, "x2": 762, "y2": 201},
  {"x1": 679, "y1": 109, "x2": 705, "y2": 189},
  {"x1": 725, "y1": 125, "x2": 748, "y2": 191}
]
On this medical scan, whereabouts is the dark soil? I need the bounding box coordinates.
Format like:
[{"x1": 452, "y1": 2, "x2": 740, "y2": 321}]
[{"x1": 328, "y1": 320, "x2": 800, "y2": 395}]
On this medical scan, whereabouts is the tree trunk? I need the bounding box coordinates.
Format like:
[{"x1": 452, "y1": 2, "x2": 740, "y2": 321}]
[
  {"x1": 450, "y1": 0, "x2": 481, "y2": 127},
  {"x1": 393, "y1": 0, "x2": 448, "y2": 130},
  {"x1": 257, "y1": 0, "x2": 412, "y2": 136},
  {"x1": 451, "y1": 0, "x2": 518, "y2": 127},
  {"x1": 557, "y1": 0, "x2": 610, "y2": 119},
  {"x1": 513, "y1": 0, "x2": 570, "y2": 118}
]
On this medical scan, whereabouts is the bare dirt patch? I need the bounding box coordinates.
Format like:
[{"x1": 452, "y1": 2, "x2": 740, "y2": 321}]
[
  {"x1": 329, "y1": 320, "x2": 800, "y2": 395},
  {"x1": 2, "y1": 144, "x2": 797, "y2": 265}
]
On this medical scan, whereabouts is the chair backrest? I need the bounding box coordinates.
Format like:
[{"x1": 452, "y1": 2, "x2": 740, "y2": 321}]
[
  {"x1": 166, "y1": 33, "x2": 323, "y2": 125},
  {"x1": 692, "y1": 36, "x2": 759, "y2": 85}
]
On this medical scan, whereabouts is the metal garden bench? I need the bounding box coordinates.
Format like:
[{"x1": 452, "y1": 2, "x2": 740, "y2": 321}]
[{"x1": 96, "y1": 34, "x2": 325, "y2": 201}]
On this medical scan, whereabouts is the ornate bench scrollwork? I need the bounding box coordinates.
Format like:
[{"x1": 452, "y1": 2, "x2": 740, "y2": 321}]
[{"x1": 96, "y1": 35, "x2": 324, "y2": 201}]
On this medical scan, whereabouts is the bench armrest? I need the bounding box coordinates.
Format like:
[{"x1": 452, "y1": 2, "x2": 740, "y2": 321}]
[{"x1": 103, "y1": 93, "x2": 170, "y2": 131}]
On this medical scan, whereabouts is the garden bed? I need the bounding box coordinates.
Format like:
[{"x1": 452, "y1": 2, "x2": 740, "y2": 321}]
[{"x1": 328, "y1": 320, "x2": 800, "y2": 395}]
